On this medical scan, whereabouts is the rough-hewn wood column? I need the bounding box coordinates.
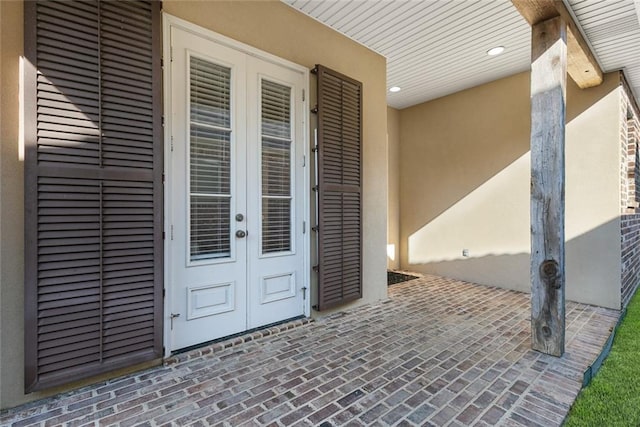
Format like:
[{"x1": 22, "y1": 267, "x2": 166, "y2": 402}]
[{"x1": 530, "y1": 16, "x2": 567, "y2": 356}]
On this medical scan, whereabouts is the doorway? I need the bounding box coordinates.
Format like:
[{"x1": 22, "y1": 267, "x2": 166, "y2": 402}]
[{"x1": 165, "y1": 22, "x2": 309, "y2": 351}]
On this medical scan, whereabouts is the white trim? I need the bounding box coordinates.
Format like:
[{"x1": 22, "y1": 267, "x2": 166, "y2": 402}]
[
  {"x1": 162, "y1": 13, "x2": 172, "y2": 357},
  {"x1": 302, "y1": 75, "x2": 311, "y2": 319},
  {"x1": 162, "y1": 13, "x2": 311, "y2": 355}
]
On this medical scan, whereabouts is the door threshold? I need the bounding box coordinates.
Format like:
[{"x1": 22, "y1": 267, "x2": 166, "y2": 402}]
[{"x1": 166, "y1": 315, "x2": 312, "y2": 363}]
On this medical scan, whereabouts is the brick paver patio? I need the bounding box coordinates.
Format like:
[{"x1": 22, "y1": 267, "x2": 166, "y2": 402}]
[{"x1": 1, "y1": 274, "x2": 619, "y2": 426}]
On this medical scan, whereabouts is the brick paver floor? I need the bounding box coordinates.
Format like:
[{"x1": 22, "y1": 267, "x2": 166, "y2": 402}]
[{"x1": 1, "y1": 274, "x2": 620, "y2": 426}]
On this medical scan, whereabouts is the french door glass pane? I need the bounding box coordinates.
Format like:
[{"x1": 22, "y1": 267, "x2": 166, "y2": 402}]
[
  {"x1": 190, "y1": 57, "x2": 231, "y2": 127},
  {"x1": 262, "y1": 198, "x2": 291, "y2": 253},
  {"x1": 262, "y1": 80, "x2": 291, "y2": 138},
  {"x1": 189, "y1": 56, "x2": 232, "y2": 260},
  {"x1": 262, "y1": 138, "x2": 290, "y2": 196},
  {"x1": 261, "y1": 80, "x2": 292, "y2": 254},
  {"x1": 190, "y1": 126, "x2": 230, "y2": 194},
  {"x1": 191, "y1": 196, "x2": 231, "y2": 259}
]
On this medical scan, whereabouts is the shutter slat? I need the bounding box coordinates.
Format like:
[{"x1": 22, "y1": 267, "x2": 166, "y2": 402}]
[
  {"x1": 38, "y1": 350, "x2": 101, "y2": 374},
  {"x1": 102, "y1": 80, "x2": 153, "y2": 99},
  {"x1": 37, "y1": 280, "x2": 99, "y2": 295},
  {"x1": 38, "y1": 42, "x2": 99, "y2": 66},
  {"x1": 103, "y1": 275, "x2": 155, "y2": 289},
  {"x1": 39, "y1": 331, "x2": 101, "y2": 353},
  {"x1": 37, "y1": 28, "x2": 98, "y2": 52},
  {"x1": 101, "y1": 62, "x2": 153, "y2": 85},
  {"x1": 38, "y1": 79, "x2": 100, "y2": 101},
  {"x1": 102, "y1": 6, "x2": 152, "y2": 27},
  {"x1": 316, "y1": 65, "x2": 363, "y2": 311},
  {"x1": 103, "y1": 340, "x2": 154, "y2": 360},
  {"x1": 104, "y1": 313, "x2": 153, "y2": 329},
  {"x1": 103, "y1": 326, "x2": 154, "y2": 343},
  {"x1": 102, "y1": 280, "x2": 154, "y2": 294},
  {"x1": 37, "y1": 308, "x2": 100, "y2": 327},
  {"x1": 101, "y1": 22, "x2": 152, "y2": 49},
  {"x1": 37, "y1": 12, "x2": 98, "y2": 42},
  {"x1": 38, "y1": 53, "x2": 99, "y2": 74},
  {"x1": 37, "y1": 1, "x2": 99, "y2": 26},
  {"x1": 39, "y1": 323, "x2": 101, "y2": 340},
  {"x1": 102, "y1": 72, "x2": 153, "y2": 92}
]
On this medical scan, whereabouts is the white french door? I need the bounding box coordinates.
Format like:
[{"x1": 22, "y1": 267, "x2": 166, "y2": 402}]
[{"x1": 167, "y1": 25, "x2": 307, "y2": 351}]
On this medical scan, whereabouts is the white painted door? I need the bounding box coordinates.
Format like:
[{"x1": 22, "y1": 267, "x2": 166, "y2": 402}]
[
  {"x1": 168, "y1": 27, "x2": 306, "y2": 351},
  {"x1": 246, "y1": 59, "x2": 307, "y2": 329}
]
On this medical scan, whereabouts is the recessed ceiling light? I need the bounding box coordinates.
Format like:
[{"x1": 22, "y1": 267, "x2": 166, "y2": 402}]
[
  {"x1": 389, "y1": 86, "x2": 401, "y2": 93},
  {"x1": 487, "y1": 46, "x2": 505, "y2": 56}
]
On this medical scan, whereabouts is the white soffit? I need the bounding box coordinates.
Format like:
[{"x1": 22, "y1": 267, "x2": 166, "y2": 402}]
[
  {"x1": 284, "y1": 0, "x2": 532, "y2": 109},
  {"x1": 285, "y1": 0, "x2": 640, "y2": 110},
  {"x1": 568, "y1": 0, "x2": 640, "y2": 102}
]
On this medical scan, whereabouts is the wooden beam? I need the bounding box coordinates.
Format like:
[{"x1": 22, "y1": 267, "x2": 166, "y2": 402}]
[
  {"x1": 530, "y1": 16, "x2": 567, "y2": 357},
  {"x1": 512, "y1": 0, "x2": 603, "y2": 89}
]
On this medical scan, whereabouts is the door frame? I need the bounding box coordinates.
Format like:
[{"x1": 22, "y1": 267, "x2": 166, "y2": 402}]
[{"x1": 162, "y1": 13, "x2": 311, "y2": 357}]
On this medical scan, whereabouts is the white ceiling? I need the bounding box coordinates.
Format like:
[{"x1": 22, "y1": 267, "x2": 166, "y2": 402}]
[
  {"x1": 284, "y1": 0, "x2": 640, "y2": 110},
  {"x1": 568, "y1": 0, "x2": 640, "y2": 102}
]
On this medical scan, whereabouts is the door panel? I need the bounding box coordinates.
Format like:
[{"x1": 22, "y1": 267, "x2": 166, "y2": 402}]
[
  {"x1": 170, "y1": 28, "x2": 247, "y2": 350},
  {"x1": 247, "y1": 60, "x2": 306, "y2": 328},
  {"x1": 169, "y1": 27, "x2": 306, "y2": 351}
]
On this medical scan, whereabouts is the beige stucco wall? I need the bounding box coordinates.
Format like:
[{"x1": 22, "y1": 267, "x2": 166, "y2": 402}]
[
  {"x1": 565, "y1": 74, "x2": 621, "y2": 309},
  {"x1": 387, "y1": 107, "x2": 400, "y2": 269},
  {"x1": 1, "y1": 0, "x2": 26, "y2": 410},
  {"x1": 400, "y1": 71, "x2": 622, "y2": 309},
  {"x1": 0, "y1": 1, "x2": 388, "y2": 410}
]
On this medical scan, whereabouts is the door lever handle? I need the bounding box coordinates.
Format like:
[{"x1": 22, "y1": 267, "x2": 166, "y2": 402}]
[{"x1": 170, "y1": 313, "x2": 180, "y2": 330}]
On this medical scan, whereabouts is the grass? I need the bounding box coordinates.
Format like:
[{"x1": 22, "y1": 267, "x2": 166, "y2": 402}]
[{"x1": 564, "y1": 291, "x2": 640, "y2": 427}]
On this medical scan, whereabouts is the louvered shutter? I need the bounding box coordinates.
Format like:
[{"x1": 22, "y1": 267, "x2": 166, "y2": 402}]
[
  {"x1": 314, "y1": 65, "x2": 363, "y2": 311},
  {"x1": 24, "y1": 0, "x2": 163, "y2": 392}
]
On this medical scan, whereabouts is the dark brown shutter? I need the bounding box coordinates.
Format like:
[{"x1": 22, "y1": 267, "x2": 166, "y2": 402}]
[
  {"x1": 24, "y1": 0, "x2": 163, "y2": 392},
  {"x1": 314, "y1": 65, "x2": 363, "y2": 311}
]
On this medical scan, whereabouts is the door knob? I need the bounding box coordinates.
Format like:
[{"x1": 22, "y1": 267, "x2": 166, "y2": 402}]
[
  {"x1": 236, "y1": 230, "x2": 247, "y2": 238},
  {"x1": 235, "y1": 213, "x2": 244, "y2": 222}
]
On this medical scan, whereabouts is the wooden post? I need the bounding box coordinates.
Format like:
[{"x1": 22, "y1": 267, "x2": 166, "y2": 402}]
[{"x1": 530, "y1": 16, "x2": 567, "y2": 357}]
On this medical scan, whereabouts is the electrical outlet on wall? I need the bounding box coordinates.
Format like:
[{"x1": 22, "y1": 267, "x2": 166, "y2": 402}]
[{"x1": 462, "y1": 249, "x2": 469, "y2": 257}]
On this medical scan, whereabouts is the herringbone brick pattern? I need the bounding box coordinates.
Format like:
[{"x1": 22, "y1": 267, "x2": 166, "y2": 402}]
[{"x1": 1, "y1": 275, "x2": 619, "y2": 426}]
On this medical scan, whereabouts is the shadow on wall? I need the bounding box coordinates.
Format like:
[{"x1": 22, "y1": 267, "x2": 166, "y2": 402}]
[
  {"x1": 399, "y1": 72, "x2": 621, "y2": 309},
  {"x1": 410, "y1": 216, "x2": 621, "y2": 309},
  {"x1": 399, "y1": 74, "x2": 532, "y2": 246}
]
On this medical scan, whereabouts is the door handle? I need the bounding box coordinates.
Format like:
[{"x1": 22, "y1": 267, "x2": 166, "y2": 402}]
[
  {"x1": 236, "y1": 230, "x2": 247, "y2": 238},
  {"x1": 170, "y1": 313, "x2": 180, "y2": 330}
]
